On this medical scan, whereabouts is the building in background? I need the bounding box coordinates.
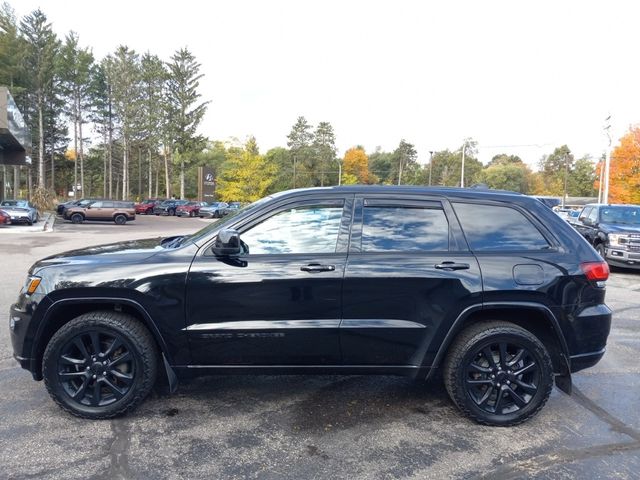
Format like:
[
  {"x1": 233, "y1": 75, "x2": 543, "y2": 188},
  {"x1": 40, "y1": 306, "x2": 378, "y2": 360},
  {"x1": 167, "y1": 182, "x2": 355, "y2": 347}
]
[{"x1": 0, "y1": 87, "x2": 31, "y2": 199}]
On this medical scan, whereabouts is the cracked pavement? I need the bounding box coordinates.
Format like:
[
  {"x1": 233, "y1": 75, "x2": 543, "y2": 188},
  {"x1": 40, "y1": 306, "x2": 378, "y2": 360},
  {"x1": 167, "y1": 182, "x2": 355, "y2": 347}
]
[{"x1": 1, "y1": 216, "x2": 639, "y2": 479}]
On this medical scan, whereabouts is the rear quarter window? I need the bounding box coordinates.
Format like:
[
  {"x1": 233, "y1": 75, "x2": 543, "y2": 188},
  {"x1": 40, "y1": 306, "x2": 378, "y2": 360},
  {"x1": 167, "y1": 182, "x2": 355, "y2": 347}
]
[{"x1": 453, "y1": 203, "x2": 550, "y2": 251}]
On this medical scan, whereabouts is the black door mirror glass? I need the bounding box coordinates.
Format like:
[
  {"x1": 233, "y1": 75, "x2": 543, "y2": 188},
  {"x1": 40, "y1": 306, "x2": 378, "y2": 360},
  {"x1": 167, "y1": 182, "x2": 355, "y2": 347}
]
[{"x1": 213, "y1": 229, "x2": 242, "y2": 256}]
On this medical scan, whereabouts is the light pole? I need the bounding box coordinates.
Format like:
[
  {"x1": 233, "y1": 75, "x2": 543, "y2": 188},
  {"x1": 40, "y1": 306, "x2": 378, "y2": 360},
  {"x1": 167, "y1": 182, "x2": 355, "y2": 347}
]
[
  {"x1": 460, "y1": 141, "x2": 466, "y2": 188},
  {"x1": 603, "y1": 115, "x2": 612, "y2": 204},
  {"x1": 562, "y1": 153, "x2": 569, "y2": 208},
  {"x1": 428, "y1": 151, "x2": 434, "y2": 186}
]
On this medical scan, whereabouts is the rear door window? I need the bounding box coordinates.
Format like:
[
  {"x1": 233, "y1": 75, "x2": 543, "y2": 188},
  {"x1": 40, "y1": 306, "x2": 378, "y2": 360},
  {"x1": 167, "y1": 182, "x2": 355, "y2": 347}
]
[
  {"x1": 453, "y1": 203, "x2": 550, "y2": 251},
  {"x1": 361, "y1": 202, "x2": 449, "y2": 252}
]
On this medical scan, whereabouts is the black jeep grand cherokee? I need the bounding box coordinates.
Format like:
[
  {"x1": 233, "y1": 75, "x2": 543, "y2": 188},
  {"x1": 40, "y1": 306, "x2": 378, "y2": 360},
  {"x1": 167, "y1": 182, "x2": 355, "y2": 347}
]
[{"x1": 10, "y1": 186, "x2": 611, "y2": 426}]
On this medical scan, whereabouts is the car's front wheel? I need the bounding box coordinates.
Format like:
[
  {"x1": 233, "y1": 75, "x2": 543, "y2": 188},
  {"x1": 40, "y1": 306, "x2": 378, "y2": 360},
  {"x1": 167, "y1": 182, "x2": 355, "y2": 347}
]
[
  {"x1": 43, "y1": 311, "x2": 158, "y2": 419},
  {"x1": 70, "y1": 213, "x2": 83, "y2": 224},
  {"x1": 114, "y1": 214, "x2": 127, "y2": 225},
  {"x1": 443, "y1": 321, "x2": 553, "y2": 426}
]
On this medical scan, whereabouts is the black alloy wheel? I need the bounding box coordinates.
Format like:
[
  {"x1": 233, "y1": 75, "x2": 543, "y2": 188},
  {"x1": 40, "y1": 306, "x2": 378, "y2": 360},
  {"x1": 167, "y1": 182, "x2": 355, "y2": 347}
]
[
  {"x1": 71, "y1": 213, "x2": 83, "y2": 224},
  {"x1": 56, "y1": 330, "x2": 135, "y2": 408},
  {"x1": 43, "y1": 311, "x2": 158, "y2": 419},
  {"x1": 444, "y1": 321, "x2": 553, "y2": 426},
  {"x1": 114, "y1": 214, "x2": 127, "y2": 225}
]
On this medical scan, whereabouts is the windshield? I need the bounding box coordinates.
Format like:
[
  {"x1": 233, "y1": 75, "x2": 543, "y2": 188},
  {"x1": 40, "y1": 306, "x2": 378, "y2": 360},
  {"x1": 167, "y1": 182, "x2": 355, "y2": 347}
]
[
  {"x1": 600, "y1": 206, "x2": 640, "y2": 225},
  {"x1": 186, "y1": 196, "x2": 273, "y2": 245},
  {"x1": 1, "y1": 200, "x2": 26, "y2": 207}
]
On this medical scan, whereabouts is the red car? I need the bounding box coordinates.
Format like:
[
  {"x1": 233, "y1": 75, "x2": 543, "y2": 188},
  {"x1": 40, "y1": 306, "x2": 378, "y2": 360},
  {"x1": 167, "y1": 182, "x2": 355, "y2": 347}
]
[
  {"x1": 0, "y1": 209, "x2": 11, "y2": 225},
  {"x1": 176, "y1": 201, "x2": 208, "y2": 217},
  {"x1": 134, "y1": 199, "x2": 164, "y2": 215}
]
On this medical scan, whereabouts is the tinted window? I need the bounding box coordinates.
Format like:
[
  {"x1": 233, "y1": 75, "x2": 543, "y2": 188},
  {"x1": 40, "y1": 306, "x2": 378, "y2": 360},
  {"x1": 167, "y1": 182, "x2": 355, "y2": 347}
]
[
  {"x1": 242, "y1": 205, "x2": 343, "y2": 254},
  {"x1": 453, "y1": 203, "x2": 549, "y2": 251},
  {"x1": 102, "y1": 201, "x2": 115, "y2": 208},
  {"x1": 361, "y1": 206, "x2": 449, "y2": 252}
]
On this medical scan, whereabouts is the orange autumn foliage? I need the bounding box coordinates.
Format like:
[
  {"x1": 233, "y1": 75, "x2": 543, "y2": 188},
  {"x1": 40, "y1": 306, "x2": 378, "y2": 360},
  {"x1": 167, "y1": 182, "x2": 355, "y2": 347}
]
[
  {"x1": 343, "y1": 147, "x2": 370, "y2": 184},
  {"x1": 595, "y1": 126, "x2": 640, "y2": 204}
]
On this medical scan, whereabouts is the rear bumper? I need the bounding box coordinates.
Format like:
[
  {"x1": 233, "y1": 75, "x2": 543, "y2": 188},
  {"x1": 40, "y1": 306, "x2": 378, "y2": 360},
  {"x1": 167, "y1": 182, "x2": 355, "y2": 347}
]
[
  {"x1": 567, "y1": 304, "x2": 611, "y2": 373},
  {"x1": 570, "y1": 348, "x2": 606, "y2": 373}
]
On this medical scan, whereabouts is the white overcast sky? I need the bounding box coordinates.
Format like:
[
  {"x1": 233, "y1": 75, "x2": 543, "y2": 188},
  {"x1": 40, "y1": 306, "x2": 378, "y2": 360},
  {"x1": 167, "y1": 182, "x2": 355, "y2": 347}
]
[{"x1": 14, "y1": 0, "x2": 640, "y2": 168}]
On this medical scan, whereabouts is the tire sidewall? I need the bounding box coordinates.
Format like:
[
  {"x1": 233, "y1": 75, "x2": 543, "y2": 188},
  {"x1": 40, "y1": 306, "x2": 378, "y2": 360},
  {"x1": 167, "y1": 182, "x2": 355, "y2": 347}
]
[
  {"x1": 114, "y1": 214, "x2": 126, "y2": 225},
  {"x1": 43, "y1": 318, "x2": 154, "y2": 419},
  {"x1": 454, "y1": 331, "x2": 553, "y2": 426},
  {"x1": 71, "y1": 213, "x2": 83, "y2": 224}
]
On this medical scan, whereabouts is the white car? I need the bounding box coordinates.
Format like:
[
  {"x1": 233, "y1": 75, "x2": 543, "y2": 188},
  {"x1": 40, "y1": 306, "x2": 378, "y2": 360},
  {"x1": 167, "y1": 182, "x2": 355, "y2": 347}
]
[{"x1": 0, "y1": 200, "x2": 39, "y2": 225}]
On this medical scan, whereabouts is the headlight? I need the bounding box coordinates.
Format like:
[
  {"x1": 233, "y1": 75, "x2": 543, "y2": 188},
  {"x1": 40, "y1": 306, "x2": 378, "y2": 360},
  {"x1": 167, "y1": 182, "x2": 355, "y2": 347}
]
[
  {"x1": 608, "y1": 234, "x2": 624, "y2": 246},
  {"x1": 23, "y1": 276, "x2": 42, "y2": 295}
]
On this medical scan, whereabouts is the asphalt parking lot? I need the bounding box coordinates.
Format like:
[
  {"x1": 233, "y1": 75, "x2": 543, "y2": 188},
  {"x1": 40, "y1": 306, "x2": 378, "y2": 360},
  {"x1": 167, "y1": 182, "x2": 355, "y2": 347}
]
[{"x1": 1, "y1": 214, "x2": 639, "y2": 479}]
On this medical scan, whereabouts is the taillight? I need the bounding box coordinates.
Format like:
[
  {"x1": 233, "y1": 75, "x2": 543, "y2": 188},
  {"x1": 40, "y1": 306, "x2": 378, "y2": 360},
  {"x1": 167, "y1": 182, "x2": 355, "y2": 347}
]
[{"x1": 580, "y1": 261, "x2": 609, "y2": 282}]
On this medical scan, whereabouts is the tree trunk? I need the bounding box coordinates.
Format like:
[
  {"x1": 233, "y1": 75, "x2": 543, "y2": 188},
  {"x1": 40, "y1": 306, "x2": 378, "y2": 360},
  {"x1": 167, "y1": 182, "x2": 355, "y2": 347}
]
[
  {"x1": 73, "y1": 112, "x2": 78, "y2": 198},
  {"x1": 108, "y1": 85, "x2": 113, "y2": 199},
  {"x1": 155, "y1": 166, "x2": 159, "y2": 198},
  {"x1": 50, "y1": 148, "x2": 55, "y2": 194},
  {"x1": 138, "y1": 146, "x2": 142, "y2": 200},
  {"x1": 28, "y1": 168, "x2": 33, "y2": 199},
  {"x1": 78, "y1": 100, "x2": 85, "y2": 196},
  {"x1": 103, "y1": 133, "x2": 108, "y2": 198},
  {"x1": 122, "y1": 134, "x2": 129, "y2": 200},
  {"x1": 148, "y1": 148, "x2": 152, "y2": 199},
  {"x1": 180, "y1": 154, "x2": 185, "y2": 199},
  {"x1": 37, "y1": 94, "x2": 45, "y2": 189},
  {"x1": 163, "y1": 146, "x2": 171, "y2": 198}
]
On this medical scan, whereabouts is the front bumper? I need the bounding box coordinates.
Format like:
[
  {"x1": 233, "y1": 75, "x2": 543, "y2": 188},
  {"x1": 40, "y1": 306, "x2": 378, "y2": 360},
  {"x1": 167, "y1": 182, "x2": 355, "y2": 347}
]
[
  {"x1": 605, "y1": 247, "x2": 640, "y2": 269},
  {"x1": 9, "y1": 302, "x2": 40, "y2": 379}
]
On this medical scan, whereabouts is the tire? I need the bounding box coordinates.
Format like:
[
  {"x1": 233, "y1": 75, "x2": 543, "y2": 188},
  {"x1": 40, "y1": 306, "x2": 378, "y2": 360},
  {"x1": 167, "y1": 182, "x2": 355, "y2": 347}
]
[
  {"x1": 42, "y1": 311, "x2": 158, "y2": 419},
  {"x1": 71, "y1": 213, "x2": 84, "y2": 224},
  {"x1": 189, "y1": 211, "x2": 195, "y2": 217},
  {"x1": 169, "y1": 209, "x2": 175, "y2": 216},
  {"x1": 443, "y1": 321, "x2": 553, "y2": 426},
  {"x1": 114, "y1": 214, "x2": 127, "y2": 225}
]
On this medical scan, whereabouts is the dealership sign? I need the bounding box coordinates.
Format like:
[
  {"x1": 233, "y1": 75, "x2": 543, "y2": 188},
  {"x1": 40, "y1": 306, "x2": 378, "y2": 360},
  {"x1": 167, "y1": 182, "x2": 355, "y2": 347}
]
[{"x1": 198, "y1": 166, "x2": 216, "y2": 201}]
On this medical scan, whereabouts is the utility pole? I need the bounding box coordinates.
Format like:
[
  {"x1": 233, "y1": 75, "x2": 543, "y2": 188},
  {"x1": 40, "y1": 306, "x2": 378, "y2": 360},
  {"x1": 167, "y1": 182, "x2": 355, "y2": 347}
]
[
  {"x1": 603, "y1": 115, "x2": 612, "y2": 204},
  {"x1": 460, "y1": 141, "x2": 466, "y2": 188},
  {"x1": 428, "y1": 151, "x2": 434, "y2": 186}
]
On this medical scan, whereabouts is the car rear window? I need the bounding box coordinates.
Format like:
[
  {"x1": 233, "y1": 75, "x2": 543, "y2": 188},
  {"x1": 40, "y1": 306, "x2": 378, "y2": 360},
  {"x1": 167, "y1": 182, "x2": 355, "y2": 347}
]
[{"x1": 453, "y1": 203, "x2": 550, "y2": 251}]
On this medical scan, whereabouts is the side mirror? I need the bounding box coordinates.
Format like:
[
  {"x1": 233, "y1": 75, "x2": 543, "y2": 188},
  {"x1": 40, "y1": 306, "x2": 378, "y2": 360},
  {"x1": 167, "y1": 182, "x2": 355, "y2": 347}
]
[{"x1": 213, "y1": 229, "x2": 242, "y2": 256}]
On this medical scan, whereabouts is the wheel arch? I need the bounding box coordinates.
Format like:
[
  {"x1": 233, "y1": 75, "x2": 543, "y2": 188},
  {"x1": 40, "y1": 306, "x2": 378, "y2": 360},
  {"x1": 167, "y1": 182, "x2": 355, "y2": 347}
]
[
  {"x1": 428, "y1": 302, "x2": 571, "y2": 381},
  {"x1": 31, "y1": 297, "x2": 171, "y2": 381}
]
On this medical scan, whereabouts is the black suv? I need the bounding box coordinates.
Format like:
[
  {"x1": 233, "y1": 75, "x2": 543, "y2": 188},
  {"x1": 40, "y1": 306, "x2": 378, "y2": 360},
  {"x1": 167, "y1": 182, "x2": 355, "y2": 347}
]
[
  {"x1": 573, "y1": 203, "x2": 640, "y2": 270},
  {"x1": 10, "y1": 186, "x2": 611, "y2": 425}
]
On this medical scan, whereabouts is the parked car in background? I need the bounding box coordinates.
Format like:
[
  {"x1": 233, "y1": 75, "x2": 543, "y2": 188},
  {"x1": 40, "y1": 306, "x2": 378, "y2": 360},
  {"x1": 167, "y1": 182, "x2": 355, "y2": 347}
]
[
  {"x1": 573, "y1": 203, "x2": 640, "y2": 269},
  {"x1": 153, "y1": 199, "x2": 188, "y2": 216},
  {"x1": 176, "y1": 202, "x2": 208, "y2": 217},
  {"x1": 0, "y1": 200, "x2": 39, "y2": 225},
  {"x1": 11, "y1": 186, "x2": 611, "y2": 425},
  {"x1": 198, "y1": 202, "x2": 228, "y2": 218},
  {"x1": 64, "y1": 200, "x2": 136, "y2": 225},
  {"x1": 135, "y1": 199, "x2": 164, "y2": 215},
  {"x1": 0, "y1": 209, "x2": 11, "y2": 226},
  {"x1": 57, "y1": 198, "x2": 100, "y2": 216},
  {"x1": 222, "y1": 202, "x2": 242, "y2": 216},
  {"x1": 554, "y1": 208, "x2": 580, "y2": 222}
]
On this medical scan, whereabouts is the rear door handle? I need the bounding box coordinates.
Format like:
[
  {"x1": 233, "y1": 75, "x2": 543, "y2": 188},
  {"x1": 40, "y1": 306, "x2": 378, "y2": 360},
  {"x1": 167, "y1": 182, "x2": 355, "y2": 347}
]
[
  {"x1": 301, "y1": 264, "x2": 336, "y2": 273},
  {"x1": 435, "y1": 261, "x2": 470, "y2": 271}
]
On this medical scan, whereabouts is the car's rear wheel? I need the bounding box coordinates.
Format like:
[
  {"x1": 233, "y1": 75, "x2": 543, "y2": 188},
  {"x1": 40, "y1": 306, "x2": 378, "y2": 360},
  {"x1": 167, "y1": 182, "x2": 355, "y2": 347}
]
[
  {"x1": 114, "y1": 214, "x2": 127, "y2": 225},
  {"x1": 43, "y1": 311, "x2": 158, "y2": 419},
  {"x1": 443, "y1": 321, "x2": 553, "y2": 426},
  {"x1": 71, "y1": 213, "x2": 83, "y2": 224}
]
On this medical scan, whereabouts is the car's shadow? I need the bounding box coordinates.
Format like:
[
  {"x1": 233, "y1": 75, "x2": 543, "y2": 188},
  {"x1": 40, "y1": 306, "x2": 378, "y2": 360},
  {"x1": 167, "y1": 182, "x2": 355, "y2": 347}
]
[{"x1": 142, "y1": 374, "x2": 456, "y2": 433}]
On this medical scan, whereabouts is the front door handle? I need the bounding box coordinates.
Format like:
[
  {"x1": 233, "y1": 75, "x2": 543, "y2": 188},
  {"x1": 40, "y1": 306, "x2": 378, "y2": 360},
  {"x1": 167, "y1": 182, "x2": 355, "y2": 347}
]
[
  {"x1": 435, "y1": 261, "x2": 470, "y2": 271},
  {"x1": 301, "y1": 264, "x2": 336, "y2": 273}
]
